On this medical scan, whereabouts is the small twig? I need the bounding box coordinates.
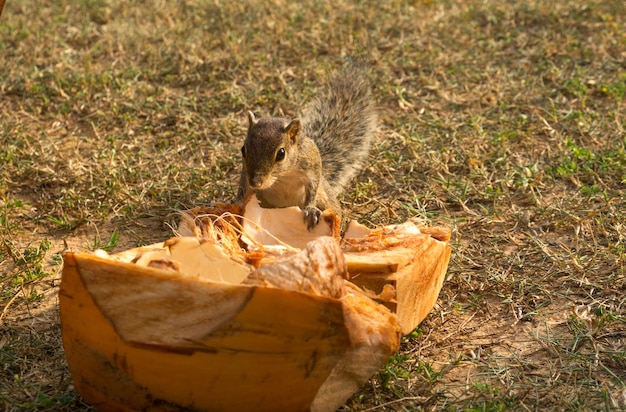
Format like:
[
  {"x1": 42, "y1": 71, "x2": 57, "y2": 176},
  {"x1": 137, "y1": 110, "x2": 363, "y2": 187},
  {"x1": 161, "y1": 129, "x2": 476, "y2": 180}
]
[
  {"x1": 360, "y1": 396, "x2": 429, "y2": 411},
  {"x1": 0, "y1": 291, "x2": 20, "y2": 323}
]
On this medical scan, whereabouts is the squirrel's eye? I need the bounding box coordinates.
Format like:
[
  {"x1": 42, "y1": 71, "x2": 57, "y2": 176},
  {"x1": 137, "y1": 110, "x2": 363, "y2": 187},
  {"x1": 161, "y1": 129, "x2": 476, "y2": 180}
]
[
  {"x1": 275, "y1": 147, "x2": 285, "y2": 162},
  {"x1": 240, "y1": 146, "x2": 245, "y2": 157}
]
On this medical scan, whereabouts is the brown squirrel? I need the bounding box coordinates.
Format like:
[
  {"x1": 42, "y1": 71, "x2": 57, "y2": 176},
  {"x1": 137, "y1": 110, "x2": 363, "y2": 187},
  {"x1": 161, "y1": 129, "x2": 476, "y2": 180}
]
[{"x1": 237, "y1": 65, "x2": 377, "y2": 229}]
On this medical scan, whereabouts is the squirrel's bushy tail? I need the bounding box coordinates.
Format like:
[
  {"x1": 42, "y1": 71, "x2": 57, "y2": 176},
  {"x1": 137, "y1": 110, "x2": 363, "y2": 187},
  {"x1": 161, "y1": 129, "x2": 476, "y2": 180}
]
[{"x1": 302, "y1": 64, "x2": 377, "y2": 193}]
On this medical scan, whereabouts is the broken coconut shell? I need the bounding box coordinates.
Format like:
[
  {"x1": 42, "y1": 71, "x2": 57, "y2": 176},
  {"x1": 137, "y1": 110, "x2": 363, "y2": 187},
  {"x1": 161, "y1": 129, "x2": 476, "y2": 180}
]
[{"x1": 60, "y1": 195, "x2": 450, "y2": 411}]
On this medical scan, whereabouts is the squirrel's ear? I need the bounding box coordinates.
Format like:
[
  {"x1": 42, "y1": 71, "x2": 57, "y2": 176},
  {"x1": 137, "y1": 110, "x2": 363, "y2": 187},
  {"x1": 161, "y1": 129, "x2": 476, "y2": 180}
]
[
  {"x1": 247, "y1": 111, "x2": 258, "y2": 127},
  {"x1": 285, "y1": 119, "x2": 301, "y2": 143}
]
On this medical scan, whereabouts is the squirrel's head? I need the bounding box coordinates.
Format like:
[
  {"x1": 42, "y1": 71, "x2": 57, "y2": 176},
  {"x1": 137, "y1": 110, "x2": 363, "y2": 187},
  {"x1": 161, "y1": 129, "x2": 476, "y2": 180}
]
[{"x1": 241, "y1": 111, "x2": 301, "y2": 189}]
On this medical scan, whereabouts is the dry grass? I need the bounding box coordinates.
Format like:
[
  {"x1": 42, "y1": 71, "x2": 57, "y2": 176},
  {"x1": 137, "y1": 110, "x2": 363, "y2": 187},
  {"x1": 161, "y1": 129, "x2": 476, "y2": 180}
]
[{"x1": 1, "y1": 0, "x2": 625, "y2": 410}]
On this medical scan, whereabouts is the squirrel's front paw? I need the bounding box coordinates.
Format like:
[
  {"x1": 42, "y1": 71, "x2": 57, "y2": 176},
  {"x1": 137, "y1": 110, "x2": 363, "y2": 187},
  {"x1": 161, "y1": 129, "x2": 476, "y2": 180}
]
[{"x1": 303, "y1": 206, "x2": 322, "y2": 231}]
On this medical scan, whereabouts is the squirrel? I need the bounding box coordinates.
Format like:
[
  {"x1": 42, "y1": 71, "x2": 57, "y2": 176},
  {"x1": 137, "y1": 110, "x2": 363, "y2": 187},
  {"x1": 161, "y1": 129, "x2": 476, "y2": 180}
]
[{"x1": 237, "y1": 64, "x2": 377, "y2": 230}]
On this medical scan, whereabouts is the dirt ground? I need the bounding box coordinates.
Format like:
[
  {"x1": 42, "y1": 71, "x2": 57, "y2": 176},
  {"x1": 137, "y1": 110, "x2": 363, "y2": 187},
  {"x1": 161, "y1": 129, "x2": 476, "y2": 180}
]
[{"x1": 1, "y1": 0, "x2": 625, "y2": 410}]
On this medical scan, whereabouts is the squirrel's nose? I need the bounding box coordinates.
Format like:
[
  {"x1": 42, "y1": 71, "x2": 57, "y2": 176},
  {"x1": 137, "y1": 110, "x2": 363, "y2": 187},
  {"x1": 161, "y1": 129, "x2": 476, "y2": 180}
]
[{"x1": 249, "y1": 174, "x2": 263, "y2": 188}]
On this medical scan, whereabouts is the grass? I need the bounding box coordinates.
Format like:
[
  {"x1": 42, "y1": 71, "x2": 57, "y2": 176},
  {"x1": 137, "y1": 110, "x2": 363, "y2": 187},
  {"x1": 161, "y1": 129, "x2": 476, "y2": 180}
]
[{"x1": 1, "y1": 0, "x2": 625, "y2": 410}]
